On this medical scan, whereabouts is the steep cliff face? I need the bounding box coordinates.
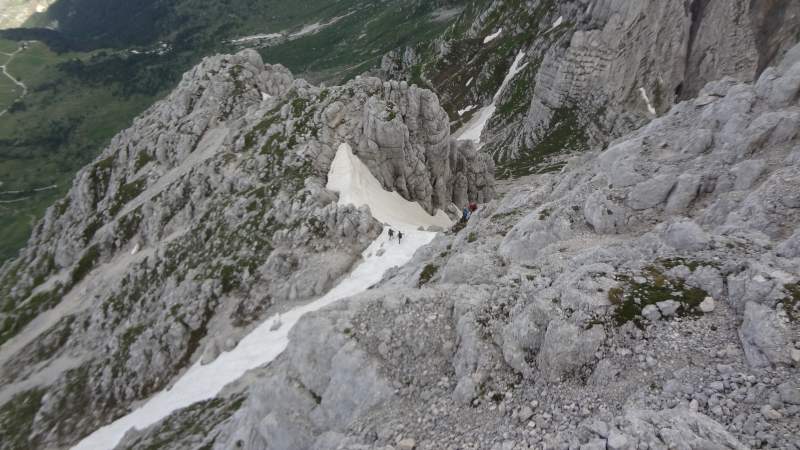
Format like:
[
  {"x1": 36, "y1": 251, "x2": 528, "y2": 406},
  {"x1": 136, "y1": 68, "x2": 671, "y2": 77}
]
[
  {"x1": 0, "y1": 50, "x2": 493, "y2": 448},
  {"x1": 385, "y1": 0, "x2": 800, "y2": 177},
  {"x1": 115, "y1": 42, "x2": 800, "y2": 450}
]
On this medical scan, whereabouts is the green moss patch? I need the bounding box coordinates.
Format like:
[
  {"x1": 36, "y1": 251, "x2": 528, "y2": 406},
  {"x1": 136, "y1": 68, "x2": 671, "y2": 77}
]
[
  {"x1": 610, "y1": 267, "x2": 708, "y2": 328},
  {"x1": 0, "y1": 283, "x2": 65, "y2": 346},
  {"x1": 418, "y1": 263, "x2": 439, "y2": 287},
  {"x1": 109, "y1": 177, "x2": 146, "y2": 216},
  {"x1": 133, "y1": 151, "x2": 153, "y2": 172},
  {"x1": 71, "y1": 244, "x2": 101, "y2": 286},
  {"x1": 496, "y1": 105, "x2": 589, "y2": 179},
  {"x1": 0, "y1": 388, "x2": 45, "y2": 449}
]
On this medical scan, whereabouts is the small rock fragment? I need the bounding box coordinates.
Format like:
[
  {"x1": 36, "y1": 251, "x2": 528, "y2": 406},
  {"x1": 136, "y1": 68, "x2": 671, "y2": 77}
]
[
  {"x1": 642, "y1": 304, "x2": 661, "y2": 321},
  {"x1": 778, "y1": 382, "x2": 800, "y2": 405},
  {"x1": 398, "y1": 438, "x2": 417, "y2": 450},
  {"x1": 761, "y1": 404, "x2": 783, "y2": 420},
  {"x1": 699, "y1": 296, "x2": 716, "y2": 313},
  {"x1": 657, "y1": 300, "x2": 680, "y2": 317},
  {"x1": 607, "y1": 431, "x2": 629, "y2": 450}
]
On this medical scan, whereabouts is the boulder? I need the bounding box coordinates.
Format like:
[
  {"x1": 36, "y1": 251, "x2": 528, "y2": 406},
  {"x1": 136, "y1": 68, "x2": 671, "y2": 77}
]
[
  {"x1": 661, "y1": 219, "x2": 710, "y2": 251},
  {"x1": 537, "y1": 320, "x2": 605, "y2": 382},
  {"x1": 627, "y1": 175, "x2": 676, "y2": 210},
  {"x1": 739, "y1": 301, "x2": 791, "y2": 368}
]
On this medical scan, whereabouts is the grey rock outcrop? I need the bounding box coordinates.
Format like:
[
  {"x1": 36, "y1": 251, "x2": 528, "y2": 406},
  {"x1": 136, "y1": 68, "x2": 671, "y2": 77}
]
[
  {"x1": 0, "y1": 48, "x2": 494, "y2": 449},
  {"x1": 114, "y1": 48, "x2": 800, "y2": 448},
  {"x1": 396, "y1": 0, "x2": 799, "y2": 176},
  {"x1": 739, "y1": 301, "x2": 792, "y2": 368}
]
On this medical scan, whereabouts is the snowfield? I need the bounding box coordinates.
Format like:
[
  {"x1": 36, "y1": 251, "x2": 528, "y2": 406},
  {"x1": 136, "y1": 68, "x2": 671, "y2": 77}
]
[
  {"x1": 229, "y1": 33, "x2": 282, "y2": 44},
  {"x1": 327, "y1": 143, "x2": 452, "y2": 229},
  {"x1": 483, "y1": 28, "x2": 502, "y2": 44},
  {"x1": 458, "y1": 105, "x2": 477, "y2": 116},
  {"x1": 454, "y1": 51, "x2": 528, "y2": 145},
  {"x1": 71, "y1": 143, "x2": 448, "y2": 450}
]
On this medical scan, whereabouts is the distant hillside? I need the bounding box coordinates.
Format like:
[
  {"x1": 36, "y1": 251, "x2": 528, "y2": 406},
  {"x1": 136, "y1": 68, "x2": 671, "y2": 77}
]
[{"x1": 0, "y1": 0, "x2": 467, "y2": 263}]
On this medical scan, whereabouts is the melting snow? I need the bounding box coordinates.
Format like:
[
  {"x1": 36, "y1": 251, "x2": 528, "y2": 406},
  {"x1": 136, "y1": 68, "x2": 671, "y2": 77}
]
[
  {"x1": 639, "y1": 87, "x2": 657, "y2": 115},
  {"x1": 551, "y1": 16, "x2": 563, "y2": 30},
  {"x1": 483, "y1": 28, "x2": 502, "y2": 44},
  {"x1": 327, "y1": 143, "x2": 452, "y2": 229},
  {"x1": 454, "y1": 51, "x2": 528, "y2": 145},
  {"x1": 289, "y1": 13, "x2": 354, "y2": 39},
  {"x1": 458, "y1": 105, "x2": 477, "y2": 116},
  {"x1": 229, "y1": 33, "x2": 282, "y2": 44},
  {"x1": 71, "y1": 143, "x2": 448, "y2": 450}
]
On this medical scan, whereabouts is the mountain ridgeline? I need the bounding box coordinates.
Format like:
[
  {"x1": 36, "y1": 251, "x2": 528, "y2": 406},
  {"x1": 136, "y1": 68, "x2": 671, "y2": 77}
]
[
  {"x1": 0, "y1": 0, "x2": 468, "y2": 263},
  {"x1": 0, "y1": 49, "x2": 493, "y2": 449}
]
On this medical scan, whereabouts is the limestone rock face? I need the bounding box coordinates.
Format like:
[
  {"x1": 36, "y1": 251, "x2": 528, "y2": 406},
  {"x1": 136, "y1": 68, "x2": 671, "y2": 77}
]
[
  {"x1": 505, "y1": 0, "x2": 798, "y2": 166},
  {"x1": 392, "y1": 0, "x2": 798, "y2": 175},
  {"x1": 0, "y1": 49, "x2": 493, "y2": 449},
  {"x1": 111, "y1": 44, "x2": 800, "y2": 450},
  {"x1": 536, "y1": 320, "x2": 605, "y2": 382},
  {"x1": 739, "y1": 301, "x2": 792, "y2": 368}
]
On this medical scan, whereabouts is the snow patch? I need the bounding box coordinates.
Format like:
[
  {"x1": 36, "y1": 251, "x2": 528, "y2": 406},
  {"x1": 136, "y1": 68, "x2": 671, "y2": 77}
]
[
  {"x1": 71, "y1": 144, "x2": 446, "y2": 450},
  {"x1": 326, "y1": 143, "x2": 452, "y2": 230},
  {"x1": 229, "y1": 33, "x2": 282, "y2": 44},
  {"x1": 458, "y1": 105, "x2": 477, "y2": 116},
  {"x1": 454, "y1": 51, "x2": 528, "y2": 145},
  {"x1": 466, "y1": 77, "x2": 473, "y2": 87},
  {"x1": 483, "y1": 28, "x2": 502, "y2": 44},
  {"x1": 551, "y1": 16, "x2": 563, "y2": 30},
  {"x1": 290, "y1": 13, "x2": 353, "y2": 39},
  {"x1": 639, "y1": 87, "x2": 657, "y2": 115}
]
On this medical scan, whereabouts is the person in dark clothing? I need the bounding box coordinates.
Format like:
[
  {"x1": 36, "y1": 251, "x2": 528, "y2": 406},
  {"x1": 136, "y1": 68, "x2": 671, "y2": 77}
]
[
  {"x1": 398, "y1": 231, "x2": 403, "y2": 243},
  {"x1": 462, "y1": 206, "x2": 470, "y2": 222},
  {"x1": 388, "y1": 228, "x2": 394, "y2": 239}
]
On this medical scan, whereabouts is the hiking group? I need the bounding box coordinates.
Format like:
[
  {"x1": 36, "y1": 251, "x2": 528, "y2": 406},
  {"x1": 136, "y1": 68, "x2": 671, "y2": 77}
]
[
  {"x1": 387, "y1": 228, "x2": 403, "y2": 243},
  {"x1": 387, "y1": 202, "x2": 477, "y2": 242}
]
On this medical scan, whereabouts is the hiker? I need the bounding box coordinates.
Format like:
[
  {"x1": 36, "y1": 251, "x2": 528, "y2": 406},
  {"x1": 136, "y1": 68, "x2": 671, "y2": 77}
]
[
  {"x1": 398, "y1": 231, "x2": 403, "y2": 243},
  {"x1": 469, "y1": 202, "x2": 478, "y2": 213},
  {"x1": 388, "y1": 228, "x2": 394, "y2": 239},
  {"x1": 462, "y1": 206, "x2": 470, "y2": 222}
]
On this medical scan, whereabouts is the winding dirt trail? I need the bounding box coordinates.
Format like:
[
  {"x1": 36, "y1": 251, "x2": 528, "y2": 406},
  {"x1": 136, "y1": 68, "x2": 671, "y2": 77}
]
[{"x1": 0, "y1": 43, "x2": 28, "y2": 117}]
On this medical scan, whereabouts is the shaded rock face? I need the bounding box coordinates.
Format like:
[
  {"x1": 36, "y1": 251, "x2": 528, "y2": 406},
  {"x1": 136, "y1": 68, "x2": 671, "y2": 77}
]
[
  {"x1": 511, "y1": 0, "x2": 796, "y2": 161},
  {"x1": 118, "y1": 46, "x2": 799, "y2": 450},
  {"x1": 386, "y1": 0, "x2": 799, "y2": 176},
  {"x1": 0, "y1": 49, "x2": 493, "y2": 449}
]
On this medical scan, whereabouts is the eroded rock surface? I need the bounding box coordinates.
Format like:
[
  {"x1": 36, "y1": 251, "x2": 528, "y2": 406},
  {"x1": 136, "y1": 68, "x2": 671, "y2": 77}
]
[
  {"x1": 0, "y1": 49, "x2": 493, "y2": 449},
  {"x1": 116, "y1": 43, "x2": 800, "y2": 450}
]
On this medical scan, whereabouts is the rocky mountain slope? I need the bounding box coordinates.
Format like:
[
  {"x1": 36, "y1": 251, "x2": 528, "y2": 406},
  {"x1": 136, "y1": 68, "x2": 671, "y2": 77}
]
[
  {"x1": 383, "y1": 0, "x2": 800, "y2": 178},
  {"x1": 0, "y1": 0, "x2": 468, "y2": 264},
  {"x1": 0, "y1": 1, "x2": 798, "y2": 450},
  {"x1": 0, "y1": 49, "x2": 492, "y2": 449},
  {"x1": 116, "y1": 42, "x2": 800, "y2": 449}
]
